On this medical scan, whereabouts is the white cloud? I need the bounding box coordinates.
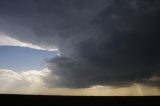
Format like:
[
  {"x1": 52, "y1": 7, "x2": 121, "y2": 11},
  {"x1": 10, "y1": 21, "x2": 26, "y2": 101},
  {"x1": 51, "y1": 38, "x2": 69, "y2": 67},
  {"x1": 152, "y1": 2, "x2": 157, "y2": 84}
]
[
  {"x1": 0, "y1": 33, "x2": 58, "y2": 51},
  {"x1": 0, "y1": 69, "x2": 21, "y2": 80},
  {"x1": 21, "y1": 69, "x2": 50, "y2": 85},
  {"x1": 0, "y1": 68, "x2": 51, "y2": 88},
  {"x1": 0, "y1": 68, "x2": 62, "y2": 94}
]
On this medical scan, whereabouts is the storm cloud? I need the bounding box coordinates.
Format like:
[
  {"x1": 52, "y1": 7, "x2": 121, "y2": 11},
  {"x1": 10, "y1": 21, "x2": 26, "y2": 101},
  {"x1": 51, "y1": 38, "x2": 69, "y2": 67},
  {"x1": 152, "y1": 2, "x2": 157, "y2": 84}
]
[{"x1": 0, "y1": 0, "x2": 160, "y2": 88}]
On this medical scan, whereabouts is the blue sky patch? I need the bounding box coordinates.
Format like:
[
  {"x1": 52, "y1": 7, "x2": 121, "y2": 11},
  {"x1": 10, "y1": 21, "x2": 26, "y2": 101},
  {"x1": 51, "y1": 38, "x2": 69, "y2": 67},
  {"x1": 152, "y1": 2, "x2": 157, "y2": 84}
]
[{"x1": 0, "y1": 46, "x2": 58, "y2": 71}]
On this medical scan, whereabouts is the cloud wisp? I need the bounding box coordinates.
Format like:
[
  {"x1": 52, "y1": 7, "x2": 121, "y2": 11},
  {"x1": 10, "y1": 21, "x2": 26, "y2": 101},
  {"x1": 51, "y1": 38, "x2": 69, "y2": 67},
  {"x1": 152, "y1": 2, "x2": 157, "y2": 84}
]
[{"x1": 0, "y1": 33, "x2": 58, "y2": 51}]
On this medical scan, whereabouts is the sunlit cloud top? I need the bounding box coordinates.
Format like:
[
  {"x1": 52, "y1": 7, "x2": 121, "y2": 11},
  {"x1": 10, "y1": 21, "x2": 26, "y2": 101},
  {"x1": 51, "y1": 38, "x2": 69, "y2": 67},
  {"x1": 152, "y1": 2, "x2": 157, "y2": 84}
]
[{"x1": 0, "y1": 33, "x2": 58, "y2": 51}]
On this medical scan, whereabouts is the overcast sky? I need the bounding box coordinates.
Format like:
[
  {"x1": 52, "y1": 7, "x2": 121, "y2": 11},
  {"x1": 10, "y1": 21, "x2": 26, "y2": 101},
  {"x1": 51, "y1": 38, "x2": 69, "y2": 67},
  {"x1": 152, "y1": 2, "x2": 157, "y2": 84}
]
[{"x1": 0, "y1": 0, "x2": 160, "y2": 95}]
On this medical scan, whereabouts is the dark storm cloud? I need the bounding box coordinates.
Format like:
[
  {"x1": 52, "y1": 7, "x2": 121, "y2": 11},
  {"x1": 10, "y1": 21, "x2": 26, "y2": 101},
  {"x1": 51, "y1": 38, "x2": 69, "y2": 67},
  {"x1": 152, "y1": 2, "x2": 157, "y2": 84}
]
[{"x1": 0, "y1": 0, "x2": 160, "y2": 88}]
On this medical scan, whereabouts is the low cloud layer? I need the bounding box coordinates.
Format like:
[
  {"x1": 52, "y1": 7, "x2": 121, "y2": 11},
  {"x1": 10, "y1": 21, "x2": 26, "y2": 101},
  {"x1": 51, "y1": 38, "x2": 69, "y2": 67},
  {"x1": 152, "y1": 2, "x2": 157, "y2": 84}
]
[
  {"x1": 0, "y1": 69, "x2": 160, "y2": 96},
  {"x1": 0, "y1": 0, "x2": 160, "y2": 88}
]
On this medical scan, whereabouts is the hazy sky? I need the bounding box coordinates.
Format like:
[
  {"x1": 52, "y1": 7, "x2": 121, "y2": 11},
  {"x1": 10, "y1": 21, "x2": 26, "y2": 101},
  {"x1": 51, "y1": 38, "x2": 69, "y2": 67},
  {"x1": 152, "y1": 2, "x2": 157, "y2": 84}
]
[{"x1": 0, "y1": 0, "x2": 160, "y2": 95}]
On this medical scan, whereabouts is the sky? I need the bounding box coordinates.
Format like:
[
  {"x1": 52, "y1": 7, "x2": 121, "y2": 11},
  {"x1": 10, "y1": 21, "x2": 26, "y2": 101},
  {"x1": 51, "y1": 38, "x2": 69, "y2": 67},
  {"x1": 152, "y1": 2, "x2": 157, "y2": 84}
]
[
  {"x1": 0, "y1": 46, "x2": 58, "y2": 71},
  {"x1": 0, "y1": 0, "x2": 160, "y2": 95}
]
